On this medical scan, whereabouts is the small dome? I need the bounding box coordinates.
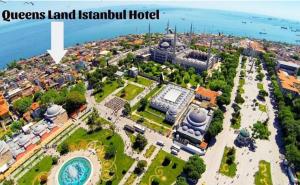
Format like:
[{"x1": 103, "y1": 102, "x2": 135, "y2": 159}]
[
  {"x1": 45, "y1": 104, "x2": 61, "y2": 117},
  {"x1": 239, "y1": 128, "x2": 250, "y2": 138},
  {"x1": 188, "y1": 110, "x2": 207, "y2": 124},
  {"x1": 182, "y1": 126, "x2": 188, "y2": 131},
  {"x1": 195, "y1": 131, "x2": 201, "y2": 136},
  {"x1": 161, "y1": 42, "x2": 170, "y2": 48},
  {"x1": 188, "y1": 129, "x2": 194, "y2": 134},
  {"x1": 168, "y1": 107, "x2": 177, "y2": 115}
]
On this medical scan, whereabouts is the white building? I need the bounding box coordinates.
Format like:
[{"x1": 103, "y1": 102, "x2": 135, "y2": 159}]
[{"x1": 150, "y1": 84, "x2": 194, "y2": 123}]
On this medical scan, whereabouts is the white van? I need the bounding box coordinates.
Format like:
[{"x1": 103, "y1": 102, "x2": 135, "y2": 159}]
[{"x1": 171, "y1": 149, "x2": 178, "y2": 155}]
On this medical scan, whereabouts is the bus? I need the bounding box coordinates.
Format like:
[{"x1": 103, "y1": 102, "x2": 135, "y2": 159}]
[{"x1": 134, "y1": 124, "x2": 145, "y2": 134}]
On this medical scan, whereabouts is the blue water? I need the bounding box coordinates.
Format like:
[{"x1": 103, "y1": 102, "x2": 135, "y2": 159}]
[
  {"x1": 58, "y1": 157, "x2": 92, "y2": 185},
  {"x1": 1, "y1": 2, "x2": 300, "y2": 69}
]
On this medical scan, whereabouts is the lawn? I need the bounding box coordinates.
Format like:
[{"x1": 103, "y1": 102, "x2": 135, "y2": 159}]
[
  {"x1": 255, "y1": 160, "x2": 273, "y2": 185},
  {"x1": 58, "y1": 128, "x2": 134, "y2": 185},
  {"x1": 131, "y1": 114, "x2": 171, "y2": 135},
  {"x1": 18, "y1": 156, "x2": 54, "y2": 185},
  {"x1": 140, "y1": 150, "x2": 185, "y2": 185},
  {"x1": 117, "y1": 84, "x2": 144, "y2": 101},
  {"x1": 127, "y1": 76, "x2": 154, "y2": 86},
  {"x1": 95, "y1": 80, "x2": 120, "y2": 102},
  {"x1": 219, "y1": 146, "x2": 237, "y2": 177},
  {"x1": 124, "y1": 173, "x2": 137, "y2": 185},
  {"x1": 132, "y1": 85, "x2": 162, "y2": 111},
  {"x1": 144, "y1": 145, "x2": 156, "y2": 158},
  {"x1": 259, "y1": 104, "x2": 267, "y2": 113},
  {"x1": 257, "y1": 83, "x2": 264, "y2": 90}
]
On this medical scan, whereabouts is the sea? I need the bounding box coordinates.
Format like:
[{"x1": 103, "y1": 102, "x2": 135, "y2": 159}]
[{"x1": 0, "y1": 2, "x2": 300, "y2": 69}]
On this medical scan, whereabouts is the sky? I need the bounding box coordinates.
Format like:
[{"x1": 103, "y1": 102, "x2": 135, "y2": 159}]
[{"x1": 2, "y1": 1, "x2": 300, "y2": 21}]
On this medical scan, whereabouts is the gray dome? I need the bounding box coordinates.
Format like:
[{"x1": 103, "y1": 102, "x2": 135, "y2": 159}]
[
  {"x1": 195, "y1": 131, "x2": 201, "y2": 136},
  {"x1": 45, "y1": 104, "x2": 61, "y2": 117},
  {"x1": 188, "y1": 110, "x2": 206, "y2": 124},
  {"x1": 168, "y1": 107, "x2": 177, "y2": 115},
  {"x1": 188, "y1": 129, "x2": 194, "y2": 134},
  {"x1": 161, "y1": 42, "x2": 170, "y2": 48},
  {"x1": 182, "y1": 126, "x2": 188, "y2": 131}
]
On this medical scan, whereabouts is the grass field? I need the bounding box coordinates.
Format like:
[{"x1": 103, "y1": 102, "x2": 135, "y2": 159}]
[
  {"x1": 132, "y1": 86, "x2": 162, "y2": 111},
  {"x1": 127, "y1": 76, "x2": 154, "y2": 86},
  {"x1": 219, "y1": 147, "x2": 237, "y2": 177},
  {"x1": 140, "y1": 150, "x2": 185, "y2": 185},
  {"x1": 255, "y1": 160, "x2": 273, "y2": 185},
  {"x1": 131, "y1": 114, "x2": 170, "y2": 135},
  {"x1": 58, "y1": 128, "x2": 134, "y2": 185},
  {"x1": 95, "y1": 80, "x2": 119, "y2": 102},
  {"x1": 117, "y1": 84, "x2": 144, "y2": 101},
  {"x1": 144, "y1": 145, "x2": 156, "y2": 158},
  {"x1": 124, "y1": 173, "x2": 137, "y2": 185},
  {"x1": 18, "y1": 156, "x2": 54, "y2": 185}
]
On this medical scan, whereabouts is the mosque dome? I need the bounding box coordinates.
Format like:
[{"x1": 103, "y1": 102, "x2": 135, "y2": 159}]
[
  {"x1": 161, "y1": 42, "x2": 170, "y2": 48},
  {"x1": 239, "y1": 128, "x2": 250, "y2": 138},
  {"x1": 167, "y1": 107, "x2": 177, "y2": 115},
  {"x1": 187, "y1": 109, "x2": 207, "y2": 127},
  {"x1": 45, "y1": 104, "x2": 62, "y2": 118}
]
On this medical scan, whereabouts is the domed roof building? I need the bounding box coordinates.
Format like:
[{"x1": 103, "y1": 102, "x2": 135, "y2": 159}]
[
  {"x1": 176, "y1": 106, "x2": 213, "y2": 144},
  {"x1": 235, "y1": 128, "x2": 251, "y2": 146},
  {"x1": 44, "y1": 104, "x2": 68, "y2": 125}
]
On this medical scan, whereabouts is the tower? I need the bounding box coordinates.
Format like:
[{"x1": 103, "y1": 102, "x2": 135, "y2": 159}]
[
  {"x1": 173, "y1": 26, "x2": 177, "y2": 57},
  {"x1": 166, "y1": 20, "x2": 170, "y2": 34},
  {"x1": 189, "y1": 23, "x2": 193, "y2": 47},
  {"x1": 148, "y1": 23, "x2": 151, "y2": 53},
  {"x1": 207, "y1": 38, "x2": 213, "y2": 69}
]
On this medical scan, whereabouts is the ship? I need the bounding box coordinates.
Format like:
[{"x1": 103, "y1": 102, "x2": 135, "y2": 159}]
[{"x1": 259, "y1": 32, "x2": 267, "y2": 35}]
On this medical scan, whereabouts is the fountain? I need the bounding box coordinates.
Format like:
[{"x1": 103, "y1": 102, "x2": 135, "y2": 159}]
[{"x1": 58, "y1": 157, "x2": 92, "y2": 185}]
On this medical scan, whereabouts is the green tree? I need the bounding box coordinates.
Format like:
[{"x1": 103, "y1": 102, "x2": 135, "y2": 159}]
[
  {"x1": 122, "y1": 102, "x2": 131, "y2": 116},
  {"x1": 65, "y1": 91, "x2": 86, "y2": 113},
  {"x1": 175, "y1": 177, "x2": 188, "y2": 185},
  {"x1": 134, "y1": 160, "x2": 147, "y2": 174},
  {"x1": 138, "y1": 98, "x2": 148, "y2": 111},
  {"x1": 183, "y1": 155, "x2": 206, "y2": 181},
  {"x1": 60, "y1": 143, "x2": 69, "y2": 155},
  {"x1": 2, "y1": 179, "x2": 14, "y2": 185},
  {"x1": 13, "y1": 97, "x2": 32, "y2": 114},
  {"x1": 251, "y1": 121, "x2": 271, "y2": 140},
  {"x1": 10, "y1": 120, "x2": 24, "y2": 132},
  {"x1": 133, "y1": 134, "x2": 147, "y2": 151},
  {"x1": 105, "y1": 145, "x2": 116, "y2": 159}
]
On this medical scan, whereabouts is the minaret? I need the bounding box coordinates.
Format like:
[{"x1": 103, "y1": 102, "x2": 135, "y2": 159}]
[
  {"x1": 207, "y1": 38, "x2": 213, "y2": 69},
  {"x1": 173, "y1": 26, "x2": 177, "y2": 57},
  {"x1": 189, "y1": 23, "x2": 193, "y2": 47},
  {"x1": 166, "y1": 20, "x2": 170, "y2": 34},
  {"x1": 148, "y1": 23, "x2": 151, "y2": 53}
]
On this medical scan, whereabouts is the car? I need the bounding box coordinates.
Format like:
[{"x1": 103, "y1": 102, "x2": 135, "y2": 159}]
[
  {"x1": 156, "y1": 140, "x2": 164, "y2": 146},
  {"x1": 108, "y1": 117, "x2": 112, "y2": 120},
  {"x1": 171, "y1": 149, "x2": 178, "y2": 155}
]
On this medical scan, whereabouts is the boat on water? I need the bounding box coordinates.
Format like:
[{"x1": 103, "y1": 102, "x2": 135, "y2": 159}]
[
  {"x1": 281, "y1": 26, "x2": 288, "y2": 29},
  {"x1": 242, "y1": 21, "x2": 246, "y2": 24},
  {"x1": 296, "y1": 40, "x2": 300, "y2": 43},
  {"x1": 259, "y1": 32, "x2": 267, "y2": 35}
]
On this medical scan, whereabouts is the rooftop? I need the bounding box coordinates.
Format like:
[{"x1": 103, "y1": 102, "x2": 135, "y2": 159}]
[{"x1": 277, "y1": 70, "x2": 300, "y2": 94}]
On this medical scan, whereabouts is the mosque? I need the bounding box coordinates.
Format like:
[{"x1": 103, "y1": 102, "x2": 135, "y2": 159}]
[{"x1": 149, "y1": 23, "x2": 217, "y2": 73}]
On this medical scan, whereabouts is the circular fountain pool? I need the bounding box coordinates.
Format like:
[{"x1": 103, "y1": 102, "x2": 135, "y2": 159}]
[{"x1": 58, "y1": 157, "x2": 92, "y2": 185}]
